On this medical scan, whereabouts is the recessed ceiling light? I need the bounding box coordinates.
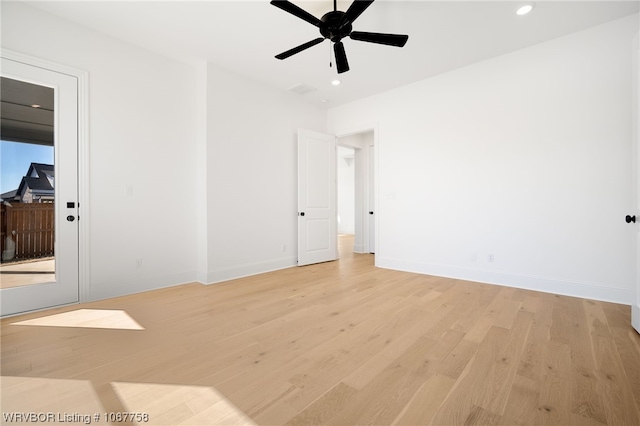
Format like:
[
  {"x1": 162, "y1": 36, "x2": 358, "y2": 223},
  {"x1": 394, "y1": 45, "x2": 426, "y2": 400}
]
[
  {"x1": 516, "y1": 4, "x2": 534, "y2": 16},
  {"x1": 31, "y1": 104, "x2": 41, "y2": 108},
  {"x1": 331, "y1": 79, "x2": 341, "y2": 86}
]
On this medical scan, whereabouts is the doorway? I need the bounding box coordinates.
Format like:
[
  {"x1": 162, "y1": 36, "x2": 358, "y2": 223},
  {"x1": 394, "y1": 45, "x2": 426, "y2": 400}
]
[
  {"x1": 337, "y1": 145, "x2": 355, "y2": 256},
  {"x1": 1, "y1": 53, "x2": 84, "y2": 316},
  {"x1": 297, "y1": 127, "x2": 376, "y2": 266},
  {"x1": 337, "y1": 130, "x2": 375, "y2": 257}
]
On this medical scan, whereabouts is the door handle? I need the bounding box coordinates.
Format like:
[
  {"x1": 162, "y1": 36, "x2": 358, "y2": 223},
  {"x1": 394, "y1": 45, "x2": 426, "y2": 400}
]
[
  {"x1": 626, "y1": 215, "x2": 636, "y2": 223},
  {"x1": 66, "y1": 215, "x2": 75, "y2": 222},
  {"x1": 299, "y1": 212, "x2": 305, "y2": 217},
  {"x1": 369, "y1": 211, "x2": 374, "y2": 215}
]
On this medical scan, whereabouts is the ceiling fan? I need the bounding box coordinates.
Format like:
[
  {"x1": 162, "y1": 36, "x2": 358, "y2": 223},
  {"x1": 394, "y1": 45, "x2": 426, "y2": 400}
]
[{"x1": 271, "y1": 0, "x2": 409, "y2": 74}]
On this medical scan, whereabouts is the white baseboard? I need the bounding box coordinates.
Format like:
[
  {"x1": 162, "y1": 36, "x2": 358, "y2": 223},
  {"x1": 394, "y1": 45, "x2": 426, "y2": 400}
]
[
  {"x1": 205, "y1": 256, "x2": 297, "y2": 285},
  {"x1": 376, "y1": 257, "x2": 632, "y2": 305},
  {"x1": 633, "y1": 304, "x2": 640, "y2": 334}
]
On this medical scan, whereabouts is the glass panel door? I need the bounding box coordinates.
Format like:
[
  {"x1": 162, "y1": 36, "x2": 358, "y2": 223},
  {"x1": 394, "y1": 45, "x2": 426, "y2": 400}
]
[{"x1": 0, "y1": 58, "x2": 79, "y2": 316}]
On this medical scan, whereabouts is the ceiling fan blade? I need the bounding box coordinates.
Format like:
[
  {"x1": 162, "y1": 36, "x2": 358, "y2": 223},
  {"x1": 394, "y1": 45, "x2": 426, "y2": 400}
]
[
  {"x1": 334, "y1": 41, "x2": 350, "y2": 74},
  {"x1": 341, "y1": 0, "x2": 374, "y2": 26},
  {"x1": 350, "y1": 31, "x2": 409, "y2": 47},
  {"x1": 270, "y1": 0, "x2": 322, "y2": 27},
  {"x1": 275, "y1": 38, "x2": 325, "y2": 60}
]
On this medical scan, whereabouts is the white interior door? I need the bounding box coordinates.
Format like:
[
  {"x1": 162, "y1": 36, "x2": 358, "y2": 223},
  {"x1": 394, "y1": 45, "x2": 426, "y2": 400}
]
[
  {"x1": 1, "y1": 57, "x2": 79, "y2": 316},
  {"x1": 298, "y1": 129, "x2": 337, "y2": 266},
  {"x1": 632, "y1": 37, "x2": 640, "y2": 334}
]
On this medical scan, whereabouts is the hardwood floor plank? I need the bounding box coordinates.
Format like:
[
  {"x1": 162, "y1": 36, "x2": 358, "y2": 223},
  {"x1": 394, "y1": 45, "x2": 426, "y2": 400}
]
[
  {"x1": 463, "y1": 314, "x2": 495, "y2": 344},
  {"x1": 583, "y1": 300, "x2": 640, "y2": 425},
  {"x1": 391, "y1": 373, "x2": 456, "y2": 425},
  {"x1": 602, "y1": 304, "x2": 640, "y2": 416},
  {"x1": 492, "y1": 299, "x2": 522, "y2": 330},
  {"x1": 517, "y1": 292, "x2": 554, "y2": 382},
  {"x1": 570, "y1": 300, "x2": 607, "y2": 424},
  {"x1": 571, "y1": 365, "x2": 608, "y2": 425},
  {"x1": 328, "y1": 333, "x2": 449, "y2": 425},
  {"x1": 281, "y1": 382, "x2": 358, "y2": 426},
  {"x1": 550, "y1": 294, "x2": 574, "y2": 345},
  {"x1": 463, "y1": 405, "x2": 502, "y2": 425},
  {"x1": 437, "y1": 338, "x2": 479, "y2": 380},
  {"x1": 537, "y1": 340, "x2": 572, "y2": 425},
  {"x1": 450, "y1": 284, "x2": 500, "y2": 334},
  {"x1": 341, "y1": 303, "x2": 455, "y2": 390},
  {"x1": 520, "y1": 293, "x2": 541, "y2": 314},
  {"x1": 431, "y1": 326, "x2": 509, "y2": 425},
  {"x1": 500, "y1": 374, "x2": 540, "y2": 426},
  {"x1": 475, "y1": 310, "x2": 533, "y2": 415}
]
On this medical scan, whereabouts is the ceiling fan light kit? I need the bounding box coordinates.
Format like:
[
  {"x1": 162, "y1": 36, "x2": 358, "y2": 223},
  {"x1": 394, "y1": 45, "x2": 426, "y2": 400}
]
[{"x1": 271, "y1": 0, "x2": 409, "y2": 74}]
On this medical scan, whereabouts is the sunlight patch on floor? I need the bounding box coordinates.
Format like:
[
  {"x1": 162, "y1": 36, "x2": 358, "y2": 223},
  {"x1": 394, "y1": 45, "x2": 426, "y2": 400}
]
[
  {"x1": 11, "y1": 309, "x2": 145, "y2": 330},
  {"x1": 111, "y1": 382, "x2": 256, "y2": 425},
  {"x1": 1, "y1": 376, "x2": 108, "y2": 424}
]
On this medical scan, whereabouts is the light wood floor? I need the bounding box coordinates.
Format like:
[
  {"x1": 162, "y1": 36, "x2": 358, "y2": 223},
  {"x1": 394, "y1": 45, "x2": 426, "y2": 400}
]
[{"x1": 2, "y1": 235, "x2": 639, "y2": 425}]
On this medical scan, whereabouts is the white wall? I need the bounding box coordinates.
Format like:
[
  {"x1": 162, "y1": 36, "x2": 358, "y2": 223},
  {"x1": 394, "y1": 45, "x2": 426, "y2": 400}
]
[
  {"x1": 337, "y1": 146, "x2": 355, "y2": 234},
  {"x1": 328, "y1": 15, "x2": 639, "y2": 304},
  {"x1": 1, "y1": 2, "x2": 199, "y2": 300},
  {"x1": 204, "y1": 63, "x2": 326, "y2": 283}
]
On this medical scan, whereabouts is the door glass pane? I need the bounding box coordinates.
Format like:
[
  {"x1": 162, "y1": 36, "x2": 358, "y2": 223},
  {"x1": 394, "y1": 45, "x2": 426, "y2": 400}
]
[{"x1": 0, "y1": 77, "x2": 55, "y2": 289}]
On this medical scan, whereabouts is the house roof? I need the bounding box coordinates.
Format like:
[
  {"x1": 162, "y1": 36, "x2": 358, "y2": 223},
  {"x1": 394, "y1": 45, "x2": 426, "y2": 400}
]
[
  {"x1": 0, "y1": 189, "x2": 18, "y2": 202},
  {"x1": 15, "y1": 163, "x2": 55, "y2": 198},
  {"x1": 21, "y1": 176, "x2": 53, "y2": 192},
  {"x1": 29, "y1": 163, "x2": 54, "y2": 179}
]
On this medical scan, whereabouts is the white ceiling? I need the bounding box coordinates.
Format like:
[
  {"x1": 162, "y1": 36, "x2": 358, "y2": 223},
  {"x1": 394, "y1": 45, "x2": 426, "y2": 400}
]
[{"x1": 26, "y1": 0, "x2": 640, "y2": 107}]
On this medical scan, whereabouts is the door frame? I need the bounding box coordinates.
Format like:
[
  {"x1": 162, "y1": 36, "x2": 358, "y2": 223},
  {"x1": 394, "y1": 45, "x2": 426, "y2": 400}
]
[
  {"x1": 2, "y1": 48, "x2": 90, "y2": 308},
  {"x1": 631, "y1": 34, "x2": 640, "y2": 333},
  {"x1": 366, "y1": 140, "x2": 375, "y2": 254}
]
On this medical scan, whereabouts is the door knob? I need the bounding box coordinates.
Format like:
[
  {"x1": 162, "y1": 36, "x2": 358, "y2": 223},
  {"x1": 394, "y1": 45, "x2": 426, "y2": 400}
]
[
  {"x1": 66, "y1": 215, "x2": 75, "y2": 222},
  {"x1": 626, "y1": 215, "x2": 636, "y2": 223},
  {"x1": 369, "y1": 211, "x2": 374, "y2": 215},
  {"x1": 299, "y1": 212, "x2": 305, "y2": 217}
]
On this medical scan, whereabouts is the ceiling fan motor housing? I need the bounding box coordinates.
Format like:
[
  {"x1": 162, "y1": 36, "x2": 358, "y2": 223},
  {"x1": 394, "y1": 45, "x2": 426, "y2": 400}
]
[{"x1": 320, "y1": 11, "x2": 352, "y2": 42}]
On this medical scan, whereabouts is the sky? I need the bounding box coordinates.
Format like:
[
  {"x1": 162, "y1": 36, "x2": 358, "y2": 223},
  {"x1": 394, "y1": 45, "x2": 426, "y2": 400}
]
[{"x1": 0, "y1": 140, "x2": 54, "y2": 195}]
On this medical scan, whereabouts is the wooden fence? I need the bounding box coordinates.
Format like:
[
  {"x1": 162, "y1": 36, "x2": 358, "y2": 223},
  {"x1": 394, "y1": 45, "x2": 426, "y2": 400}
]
[{"x1": 1, "y1": 203, "x2": 55, "y2": 262}]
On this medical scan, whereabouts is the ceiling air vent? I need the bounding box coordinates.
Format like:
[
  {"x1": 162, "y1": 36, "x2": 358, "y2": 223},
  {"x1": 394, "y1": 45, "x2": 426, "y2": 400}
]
[{"x1": 288, "y1": 83, "x2": 317, "y2": 95}]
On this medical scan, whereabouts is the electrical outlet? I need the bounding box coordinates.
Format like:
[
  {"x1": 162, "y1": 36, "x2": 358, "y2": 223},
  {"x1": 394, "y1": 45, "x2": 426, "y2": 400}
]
[
  {"x1": 488, "y1": 254, "x2": 494, "y2": 262},
  {"x1": 136, "y1": 258, "x2": 143, "y2": 269}
]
